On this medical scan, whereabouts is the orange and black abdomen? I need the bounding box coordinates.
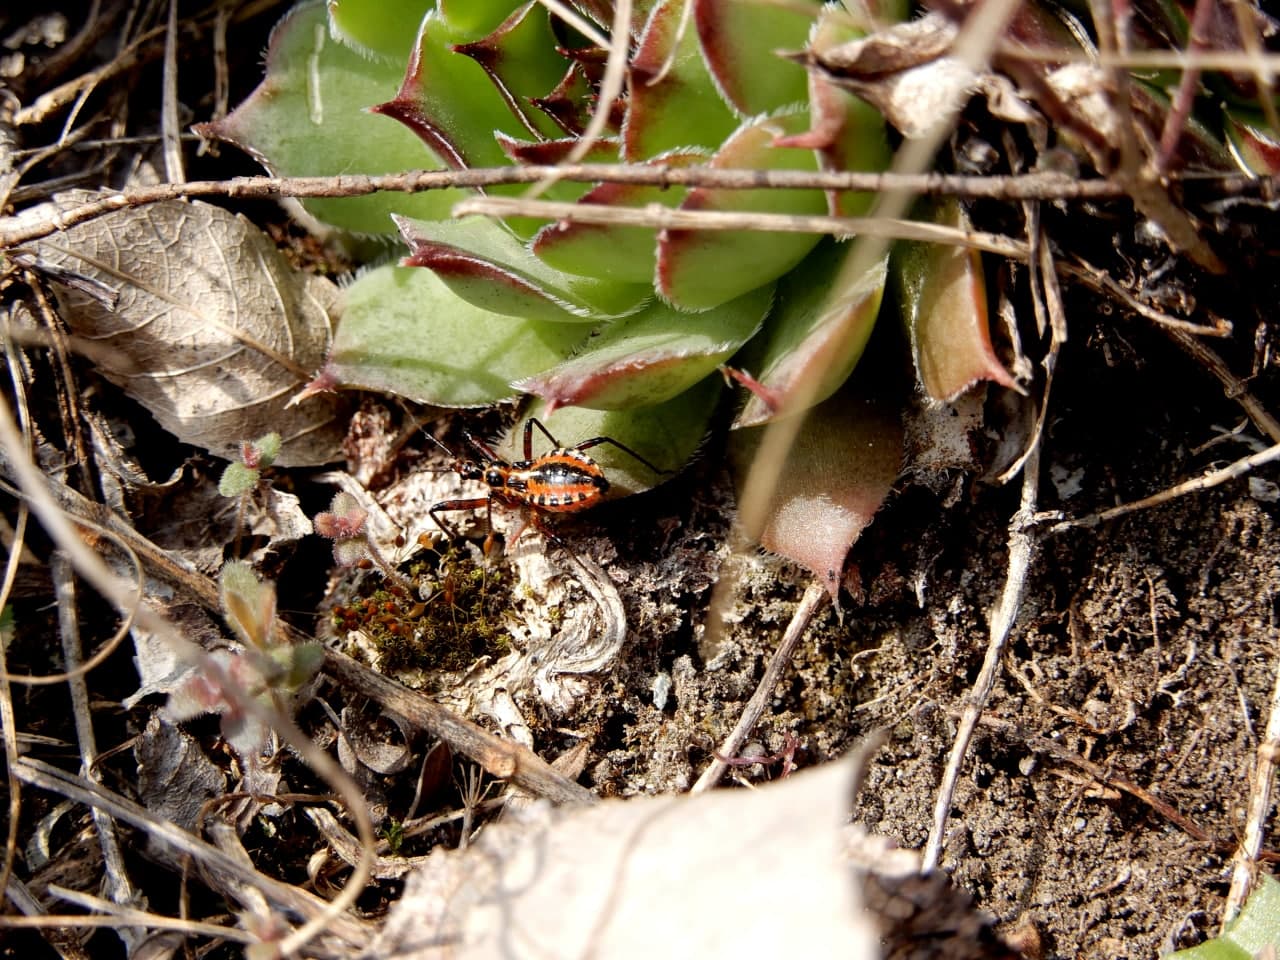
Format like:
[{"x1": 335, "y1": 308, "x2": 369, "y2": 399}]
[{"x1": 504, "y1": 448, "x2": 609, "y2": 513}]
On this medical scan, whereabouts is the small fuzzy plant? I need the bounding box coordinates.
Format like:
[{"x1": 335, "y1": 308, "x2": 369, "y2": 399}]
[
  {"x1": 166, "y1": 561, "x2": 325, "y2": 762},
  {"x1": 217, "y1": 432, "x2": 283, "y2": 498},
  {"x1": 199, "y1": 0, "x2": 1275, "y2": 591}
]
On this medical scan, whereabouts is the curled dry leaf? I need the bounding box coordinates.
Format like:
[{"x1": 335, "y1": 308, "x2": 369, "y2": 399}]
[
  {"x1": 30, "y1": 195, "x2": 345, "y2": 466},
  {"x1": 134, "y1": 713, "x2": 227, "y2": 838}
]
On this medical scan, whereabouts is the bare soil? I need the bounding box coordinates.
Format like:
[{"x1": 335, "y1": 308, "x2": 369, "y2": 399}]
[{"x1": 522, "y1": 317, "x2": 1280, "y2": 959}]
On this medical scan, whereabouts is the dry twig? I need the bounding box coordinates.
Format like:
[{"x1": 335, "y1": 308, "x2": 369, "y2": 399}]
[
  {"x1": 692, "y1": 580, "x2": 829, "y2": 794},
  {"x1": 1044, "y1": 439, "x2": 1280, "y2": 533},
  {"x1": 2, "y1": 166, "x2": 1275, "y2": 249},
  {"x1": 1225, "y1": 634, "x2": 1280, "y2": 921}
]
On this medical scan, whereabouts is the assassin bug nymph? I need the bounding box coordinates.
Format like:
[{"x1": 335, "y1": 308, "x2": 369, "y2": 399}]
[{"x1": 425, "y1": 417, "x2": 669, "y2": 546}]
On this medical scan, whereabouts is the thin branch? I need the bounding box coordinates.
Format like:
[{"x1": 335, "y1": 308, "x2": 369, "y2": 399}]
[
  {"x1": 1225, "y1": 614, "x2": 1280, "y2": 922},
  {"x1": 1162, "y1": 327, "x2": 1280, "y2": 444},
  {"x1": 160, "y1": 0, "x2": 185, "y2": 184},
  {"x1": 692, "y1": 580, "x2": 829, "y2": 794},
  {"x1": 46, "y1": 885, "x2": 257, "y2": 944},
  {"x1": 1156, "y1": 0, "x2": 1215, "y2": 173},
  {"x1": 12, "y1": 757, "x2": 373, "y2": 948},
  {"x1": 0, "y1": 313, "x2": 34, "y2": 908},
  {"x1": 322, "y1": 649, "x2": 596, "y2": 807},
  {"x1": 1045, "y1": 440, "x2": 1280, "y2": 534},
  {"x1": 3, "y1": 165, "x2": 1275, "y2": 249},
  {"x1": 52, "y1": 552, "x2": 141, "y2": 950},
  {"x1": 978, "y1": 715, "x2": 1219, "y2": 846},
  {"x1": 2, "y1": 872, "x2": 91, "y2": 960},
  {"x1": 455, "y1": 196, "x2": 1032, "y2": 257},
  {"x1": 1060, "y1": 258, "x2": 1231, "y2": 338},
  {"x1": 922, "y1": 425, "x2": 1042, "y2": 872}
]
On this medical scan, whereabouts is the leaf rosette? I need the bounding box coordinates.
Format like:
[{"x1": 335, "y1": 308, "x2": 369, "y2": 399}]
[{"x1": 203, "y1": 0, "x2": 1036, "y2": 583}]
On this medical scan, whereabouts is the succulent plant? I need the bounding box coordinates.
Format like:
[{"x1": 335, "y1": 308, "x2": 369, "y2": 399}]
[
  {"x1": 201, "y1": 0, "x2": 1274, "y2": 589},
  {"x1": 198, "y1": 0, "x2": 942, "y2": 589}
]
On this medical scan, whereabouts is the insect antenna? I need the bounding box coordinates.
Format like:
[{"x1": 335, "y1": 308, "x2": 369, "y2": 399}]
[
  {"x1": 421, "y1": 431, "x2": 456, "y2": 459},
  {"x1": 416, "y1": 430, "x2": 473, "y2": 479}
]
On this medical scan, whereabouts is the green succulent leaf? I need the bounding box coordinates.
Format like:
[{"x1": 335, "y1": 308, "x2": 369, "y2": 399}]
[
  {"x1": 693, "y1": 0, "x2": 819, "y2": 116},
  {"x1": 530, "y1": 150, "x2": 704, "y2": 283},
  {"x1": 732, "y1": 241, "x2": 885, "y2": 429},
  {"x1": 658, "y1": 110, "x2": 829, "y2": 310},
  {"x1": 1225, "y1": 107, "x2": 1280, "y2": 175},
  {"x1": 494, "y1": 134, "x2": 620, "y2": 203},
  {"x1": 453, "y1": 3, "x2": 569, "y2": 140},
  {"x1": 500, "y1": 375, "x2": 723, "y2": 496},
  {"x1": 319, "y1": 263, "x2": 586, "y2": 406},
  {"x1": 397, "y1": 215, "x2": 651, "y2": 321},
  {"x1": 327, "y1": 0, "x2": 434, "y2": 61},
  {"x1": 373, "y1": 8, "x2": 530, "y2": 172},
  {"x1": 532, "y1": 61, "x2": 605, "y2": 135},
  {"x1": 731, "y1": 386, "x2": 902, "y2": 604},
  {"x1": 893, "y1": 200, "x2": 1017, "y2": 402},
  {"x1": 196, "y1": 2, "x2": 463, "y2": 234},
  {"x1": 514, "y1": 282, "x2": 773, "y2": 411},
  {"x1": 1170, "y1": 875, "x2": 1280, "y2": 959},
  {"x1": 625, "y1": 0, "x2": 740, "y2": 160},
  {"x1": 788, "y1": 6, "x2": 891, "y2": 217},
  {"x1": 438, "y1": 0, "x2": 525, "y2": 41},
  {"x1": 495, "y1": 133, "x2": 619, "y2": 166},
  {"x1": 1110, "y1": 78, "x2": 1232, "y2": 173}
]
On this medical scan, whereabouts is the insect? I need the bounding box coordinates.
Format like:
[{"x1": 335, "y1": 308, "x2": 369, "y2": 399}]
[{"x1": 426, "y1": 417, "x2": 668, "y2": 546}]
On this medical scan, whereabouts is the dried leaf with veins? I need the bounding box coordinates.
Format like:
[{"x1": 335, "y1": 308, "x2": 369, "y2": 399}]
[{"x1": 30, "y1": 194, "x2": 345, "y2": 466}]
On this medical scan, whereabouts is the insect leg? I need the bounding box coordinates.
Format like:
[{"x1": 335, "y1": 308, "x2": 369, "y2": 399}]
[
  {"x1": 460, "y1": 429, "x2": 504, "y2": 464},
  {"x1": 570, "y1": 436, "x2": 671, "y2": 476},
  {"x1": 428, "y1": 497, "x2": 491, "y2": 542},
  {"x1": 524, "y1": 417, "x2": 563, "y2": 460}
]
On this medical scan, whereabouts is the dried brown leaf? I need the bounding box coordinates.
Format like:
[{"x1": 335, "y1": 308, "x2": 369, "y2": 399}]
[
  {"x1": 367, "y1": 756, "x2": 879, "y2": 959},
  {"x1": 30, "y1": 195, "x2": 345, "y2": 466}
]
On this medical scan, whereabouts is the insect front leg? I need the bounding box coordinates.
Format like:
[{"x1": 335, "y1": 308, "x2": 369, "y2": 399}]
[{"x1": 428, "y1": 497, "x2": 492, "y2": 543}]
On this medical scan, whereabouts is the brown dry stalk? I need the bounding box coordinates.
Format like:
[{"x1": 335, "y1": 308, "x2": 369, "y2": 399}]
[
  {"x1": 2, "y1": 166, "x2": 1275, "y2": 249},
  {"x1": 692, "y1": 580, "x2": 829, "y2": 794}
]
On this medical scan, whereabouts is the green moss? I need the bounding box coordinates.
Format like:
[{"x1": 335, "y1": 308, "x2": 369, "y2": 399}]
[
  {"x1": 382, "y1": 820, "x2": 405, "y2": 855},
  {"x1": 338, "y1": 546, "x2": 512, "y2": 678}
]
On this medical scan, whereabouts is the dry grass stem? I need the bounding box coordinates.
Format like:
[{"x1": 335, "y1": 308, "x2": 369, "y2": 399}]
[
  {"x1": 51, "y1": 552, "x2": 140, "y2": 947},
  {"x1": 1225, "y1": 630, "x2": 1280, "y2": 921},
  {"x1": 13, "y1": 757, "x2": 374, "y2": 949},
  {"x1": 455, "y1": 195, "x2": 1032, "y2": 257},
  {"x1": 921, "y1": 360, "x2": 1044, "y2": 873},
  {"x1": 692, "y1": 580, "x2": 829, "y2": 794},
  {"x1": 4, "y1": 167, "x2": 1273, "y2": 248},
  {"x1": 1046, "y1": 439, "x2": 1280, "y2": 533}
]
